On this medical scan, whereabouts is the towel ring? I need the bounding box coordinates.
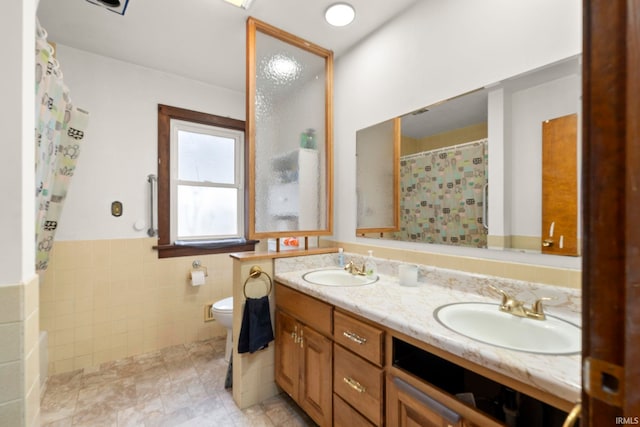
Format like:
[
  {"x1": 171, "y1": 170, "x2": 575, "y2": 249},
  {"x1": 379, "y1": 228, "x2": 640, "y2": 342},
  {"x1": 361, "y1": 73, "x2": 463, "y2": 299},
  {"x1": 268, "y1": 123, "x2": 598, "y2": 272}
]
[{"x1": 243, "y1": 266, "x2": 273, "y2": 299}]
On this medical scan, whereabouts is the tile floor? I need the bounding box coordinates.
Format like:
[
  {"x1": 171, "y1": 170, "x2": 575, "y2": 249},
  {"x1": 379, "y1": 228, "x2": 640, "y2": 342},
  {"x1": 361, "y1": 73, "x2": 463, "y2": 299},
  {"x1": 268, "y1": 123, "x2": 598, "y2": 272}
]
[{"x1": 40, "y1": 337, "x2": 316, "y2": 426}]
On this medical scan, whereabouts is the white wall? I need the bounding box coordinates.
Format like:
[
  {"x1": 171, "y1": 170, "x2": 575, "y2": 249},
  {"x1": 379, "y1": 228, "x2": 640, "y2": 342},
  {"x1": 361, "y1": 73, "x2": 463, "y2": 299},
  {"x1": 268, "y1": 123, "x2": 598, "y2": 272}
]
[
  {"x1": 510, "y1": 74, "x2": 582, "y2": 238},
  {"x1": 356, "y1": 120, "x2": 396, "y2": 228},
  {"x1": 486, "y1": 72, "x2": 581, "y2": 243},
  {"x1": 333, "y1": 0, "x2": 581, "y2": 264},
  {"x1": 2, "y1": 4, "x2": 41, "y2": 427},
  {"x1": 53, "y1": 45, "x2": 245, "y2": 241},
  {"x1": 1, "y1": 0, "x2": 35, "y2": 284}
]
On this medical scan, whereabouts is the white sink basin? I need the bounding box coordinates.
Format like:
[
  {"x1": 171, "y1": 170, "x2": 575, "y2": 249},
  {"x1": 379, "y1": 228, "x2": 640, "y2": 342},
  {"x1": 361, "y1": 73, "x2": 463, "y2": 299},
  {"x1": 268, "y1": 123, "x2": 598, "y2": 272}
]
[
  {"x1": 434, "y1": 302, "x2": 581, "y2": 355},
  {"x1": 302, "y1": 268, "x2": 378, "y2": 287}
]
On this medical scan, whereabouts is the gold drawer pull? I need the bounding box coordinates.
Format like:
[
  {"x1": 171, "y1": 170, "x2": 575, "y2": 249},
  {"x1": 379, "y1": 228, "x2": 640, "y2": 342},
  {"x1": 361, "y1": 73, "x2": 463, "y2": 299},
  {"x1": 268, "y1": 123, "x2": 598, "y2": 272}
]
[
  {"x1": 343, "y1": 376, "x2": 366, "y2": 393},
  {"x1": 343, "y1": 330, "x2": 367, "y2": 345}
]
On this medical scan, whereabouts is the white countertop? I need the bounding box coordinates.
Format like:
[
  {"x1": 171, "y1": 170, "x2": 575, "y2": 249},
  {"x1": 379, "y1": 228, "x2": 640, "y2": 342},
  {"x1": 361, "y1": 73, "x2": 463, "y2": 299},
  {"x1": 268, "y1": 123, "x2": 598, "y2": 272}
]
[{"x1": 274, "y1": 254, "x2": 582, "y2": 405}]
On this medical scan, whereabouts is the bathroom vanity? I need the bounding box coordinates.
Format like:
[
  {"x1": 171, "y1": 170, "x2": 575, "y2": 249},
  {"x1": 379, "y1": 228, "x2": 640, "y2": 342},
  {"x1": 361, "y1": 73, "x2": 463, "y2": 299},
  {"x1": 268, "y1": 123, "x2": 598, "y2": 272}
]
[{"x1": 273, "y1": 253, "x2": 581, "y2": 426}]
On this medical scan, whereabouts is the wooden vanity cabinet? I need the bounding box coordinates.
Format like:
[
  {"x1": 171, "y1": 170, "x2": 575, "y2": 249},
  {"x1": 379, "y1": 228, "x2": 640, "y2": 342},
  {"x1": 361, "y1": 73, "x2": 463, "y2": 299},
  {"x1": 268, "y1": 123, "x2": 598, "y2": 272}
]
[
  {"x1": 333, "y1": 310, "x2": 385, "y2": 426},
  {"x1": 275, "y1": 283, "x2": 332, "y2": 336},
  {"x1": 387, "y1": 374, "x2": 470, "y2": 427},
  {"x1": 274, "y1": 310, "x2": 300, "y2": 397},
  {"x1": 274, "y1": 284, "x2": 333, "y2": 426},
  {"x1": 334, "y1": 393, "x2": 376, "y2": 427},
  {"x1": 334, "y1": 310, "x2": 384, "y2": 366},
  {"x1": 334, "y1": 344, "x2": 384, "y2": 425},
  {"x1": 275, "y1": 283, "x2": 571, "y2": 427}
]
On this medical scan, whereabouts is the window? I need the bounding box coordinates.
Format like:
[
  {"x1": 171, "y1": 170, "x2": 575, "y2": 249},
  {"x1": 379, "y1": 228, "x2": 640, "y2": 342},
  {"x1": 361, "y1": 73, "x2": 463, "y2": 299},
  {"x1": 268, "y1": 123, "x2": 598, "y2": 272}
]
[
  {"x1": 156, "y1": 105, "x2": 257, "y2": 258},
  {"x1": 171, "y1": 120, "x2": 243, "y2": 241}
]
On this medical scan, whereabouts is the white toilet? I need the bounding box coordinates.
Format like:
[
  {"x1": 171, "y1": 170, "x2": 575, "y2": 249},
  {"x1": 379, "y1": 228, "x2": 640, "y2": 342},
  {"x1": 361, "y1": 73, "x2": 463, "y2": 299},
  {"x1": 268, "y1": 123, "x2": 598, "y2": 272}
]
[{"x1": 211, "y1": 296, "x2": 233, "y2": 362}]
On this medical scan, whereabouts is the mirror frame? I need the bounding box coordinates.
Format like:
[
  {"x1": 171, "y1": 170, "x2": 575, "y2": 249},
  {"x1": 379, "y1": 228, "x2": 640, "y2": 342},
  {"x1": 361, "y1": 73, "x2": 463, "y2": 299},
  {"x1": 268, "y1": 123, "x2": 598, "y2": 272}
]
[
  {"x1": 356, "y1": 117, "x2": 401, "y2": 235},
  {"x1": 246, "y1": 17, "x2": 334, "y2": 239}
]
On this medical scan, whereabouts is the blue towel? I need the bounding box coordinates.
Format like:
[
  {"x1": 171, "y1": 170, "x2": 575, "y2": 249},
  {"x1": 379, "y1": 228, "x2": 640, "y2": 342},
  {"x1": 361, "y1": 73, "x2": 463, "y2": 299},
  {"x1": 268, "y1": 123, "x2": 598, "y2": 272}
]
[{"x1": 237, "y1": 296, "x2": 274, "y2": 354}]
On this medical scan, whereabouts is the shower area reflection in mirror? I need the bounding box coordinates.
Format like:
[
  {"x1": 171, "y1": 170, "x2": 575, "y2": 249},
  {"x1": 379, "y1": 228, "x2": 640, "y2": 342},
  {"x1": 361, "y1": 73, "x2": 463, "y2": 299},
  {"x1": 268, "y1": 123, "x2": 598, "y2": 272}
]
[{"x1": 390, "y1": 139, "x2": 488, "y2": 248}]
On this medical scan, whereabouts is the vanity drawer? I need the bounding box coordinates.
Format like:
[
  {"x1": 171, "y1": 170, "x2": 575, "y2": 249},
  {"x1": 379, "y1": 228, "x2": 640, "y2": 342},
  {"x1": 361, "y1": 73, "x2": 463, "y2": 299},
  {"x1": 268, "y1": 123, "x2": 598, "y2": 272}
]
[
  {"x1": 334, "y1": 310, "x2": 384, "y2": 366},
  {"x1": 333, "y1": 393, "x2": 375, "y2": 427},
  {"x1": 275, "y1": 283, "x2": 332, "y2": 337},
  {"x1": 334, "y1": 344, "x2": 384, "y2": 425}
]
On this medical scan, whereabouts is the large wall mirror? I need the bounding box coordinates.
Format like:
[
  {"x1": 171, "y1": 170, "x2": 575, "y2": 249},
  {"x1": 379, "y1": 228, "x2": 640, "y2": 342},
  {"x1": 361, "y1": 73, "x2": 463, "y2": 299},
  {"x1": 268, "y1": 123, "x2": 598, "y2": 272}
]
[
  {"x1": 356, "y1": 55, "x2": 581, "y2": 255},
  {"x1": 247, "y1": 18, "x2": 333, "y2": 240}
]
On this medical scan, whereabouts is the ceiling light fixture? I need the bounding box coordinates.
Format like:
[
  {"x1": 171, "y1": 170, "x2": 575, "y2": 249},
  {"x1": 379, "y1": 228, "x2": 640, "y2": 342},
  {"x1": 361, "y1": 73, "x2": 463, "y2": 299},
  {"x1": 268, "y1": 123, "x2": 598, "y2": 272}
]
[
  {"x1": 325, "y1": 3, "x2": 355, "y2": 27},
  {"x1": 222, "y1": 0, "x2": 254, "y2": 9}
]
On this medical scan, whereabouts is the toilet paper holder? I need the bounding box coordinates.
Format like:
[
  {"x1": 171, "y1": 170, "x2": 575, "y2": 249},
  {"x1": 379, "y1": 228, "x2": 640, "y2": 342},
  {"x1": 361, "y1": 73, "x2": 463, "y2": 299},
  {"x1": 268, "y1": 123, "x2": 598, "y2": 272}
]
[{"x1": 192, "y1": 260, "x2": 208, "y2": 277}]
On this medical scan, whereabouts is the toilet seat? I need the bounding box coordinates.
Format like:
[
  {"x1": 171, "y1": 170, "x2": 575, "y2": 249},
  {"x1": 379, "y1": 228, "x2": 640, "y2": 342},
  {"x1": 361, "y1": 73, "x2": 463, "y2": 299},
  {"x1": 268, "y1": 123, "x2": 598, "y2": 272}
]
[{"x1": 212, "y1": 296, "x2": 233, "y2": 313}]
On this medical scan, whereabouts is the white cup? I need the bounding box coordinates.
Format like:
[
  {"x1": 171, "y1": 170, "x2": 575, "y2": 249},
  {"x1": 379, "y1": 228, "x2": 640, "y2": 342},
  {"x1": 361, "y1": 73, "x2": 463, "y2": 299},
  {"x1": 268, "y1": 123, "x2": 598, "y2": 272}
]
[{"x1": 399, "y1": 264, "x2": 418, "y2": 287}]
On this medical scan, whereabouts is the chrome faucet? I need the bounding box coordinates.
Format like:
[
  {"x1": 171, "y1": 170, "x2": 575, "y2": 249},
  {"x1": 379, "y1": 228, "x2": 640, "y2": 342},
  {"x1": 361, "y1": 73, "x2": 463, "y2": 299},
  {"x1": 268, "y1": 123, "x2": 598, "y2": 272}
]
[
  {"x1": 344, "y1": 260, "x2": 366, "y2": 275},
  {"x1": 489, "y1": 285, "x2": 549, "y2": 320}
]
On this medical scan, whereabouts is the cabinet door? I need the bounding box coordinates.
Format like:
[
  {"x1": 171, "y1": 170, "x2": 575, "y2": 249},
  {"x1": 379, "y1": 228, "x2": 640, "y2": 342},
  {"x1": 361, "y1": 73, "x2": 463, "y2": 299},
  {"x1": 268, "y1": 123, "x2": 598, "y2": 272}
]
[
  {"x1": 299, "y1": 325, "x2": 333, "y2": 426},
  {"x1": 275, "y1": 310, "x2": 299, "y2": 399},
  {"x1": 387, "y1": 376, "x2": 464, "y2": 427}
]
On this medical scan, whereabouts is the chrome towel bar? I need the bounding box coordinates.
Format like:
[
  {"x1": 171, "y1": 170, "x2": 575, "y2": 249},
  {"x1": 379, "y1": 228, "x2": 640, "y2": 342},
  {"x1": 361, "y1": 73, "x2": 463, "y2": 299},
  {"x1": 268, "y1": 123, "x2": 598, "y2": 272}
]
[{"x1": 147, "y1": 174, "x2": 157, "y2": 237}]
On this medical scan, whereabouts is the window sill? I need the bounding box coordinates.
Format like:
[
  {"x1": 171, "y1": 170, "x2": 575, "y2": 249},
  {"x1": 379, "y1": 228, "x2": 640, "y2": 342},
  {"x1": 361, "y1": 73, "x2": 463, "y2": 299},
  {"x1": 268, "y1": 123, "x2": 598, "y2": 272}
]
[{"x1": 154, "y1": 239, "x2": 259, "y2": 259}]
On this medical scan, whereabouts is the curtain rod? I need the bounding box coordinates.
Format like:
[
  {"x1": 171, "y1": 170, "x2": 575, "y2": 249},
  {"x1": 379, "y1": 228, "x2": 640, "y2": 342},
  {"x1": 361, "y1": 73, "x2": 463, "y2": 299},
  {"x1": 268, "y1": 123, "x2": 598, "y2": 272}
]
[{"x1": 401, "y1": 138, "x2": 488, "y2": 160}]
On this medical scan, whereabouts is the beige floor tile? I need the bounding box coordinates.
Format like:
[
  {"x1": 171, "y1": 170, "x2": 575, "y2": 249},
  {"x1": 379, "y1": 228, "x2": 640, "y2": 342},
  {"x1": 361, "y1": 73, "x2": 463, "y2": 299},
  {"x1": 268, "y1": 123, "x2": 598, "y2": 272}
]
[{"x1": 41, "y1": 337, "x2": 317, "y2": 427}]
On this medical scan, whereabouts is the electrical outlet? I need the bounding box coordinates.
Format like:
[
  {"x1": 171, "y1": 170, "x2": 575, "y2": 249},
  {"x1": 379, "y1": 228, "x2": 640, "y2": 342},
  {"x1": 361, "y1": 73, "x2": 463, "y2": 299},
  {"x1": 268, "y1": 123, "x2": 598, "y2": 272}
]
[{"x1": 204, "y1": 303, "x2": 215, "y2": 322}]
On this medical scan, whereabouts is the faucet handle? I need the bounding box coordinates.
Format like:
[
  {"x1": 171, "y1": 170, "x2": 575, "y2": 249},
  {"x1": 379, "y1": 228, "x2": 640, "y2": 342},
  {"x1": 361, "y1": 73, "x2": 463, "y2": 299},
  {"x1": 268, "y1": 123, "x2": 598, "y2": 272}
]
[
  {"x1": 531, "y1": 297, "x2": 552, "y2": 317},
  {"x1": 488, "y1": 285, "x2": 510, "y2": 305},
  {"x1": 344, "y1": 260, "x2": 356, "y2": 273}
]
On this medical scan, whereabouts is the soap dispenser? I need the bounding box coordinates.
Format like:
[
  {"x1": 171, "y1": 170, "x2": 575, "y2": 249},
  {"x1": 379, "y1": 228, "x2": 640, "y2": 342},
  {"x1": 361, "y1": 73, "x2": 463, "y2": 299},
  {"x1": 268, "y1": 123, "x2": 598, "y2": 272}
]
[
  {"x1": 337, "y1": 248, "x2": 345, "y2": 268},
  {"x1": 364, "y1": 250, "x2": 377, "y2": 277}
]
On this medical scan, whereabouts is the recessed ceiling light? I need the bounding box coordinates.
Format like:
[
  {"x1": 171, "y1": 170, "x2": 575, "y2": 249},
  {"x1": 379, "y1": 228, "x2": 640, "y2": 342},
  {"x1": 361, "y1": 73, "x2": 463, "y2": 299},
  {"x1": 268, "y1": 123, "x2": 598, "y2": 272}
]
[
  {"x1": 325, "y1": 3, "x2": 355, "y2": 27},
  {"x1": 222, "y1": 0, "x2": 254, "y2": 9}
]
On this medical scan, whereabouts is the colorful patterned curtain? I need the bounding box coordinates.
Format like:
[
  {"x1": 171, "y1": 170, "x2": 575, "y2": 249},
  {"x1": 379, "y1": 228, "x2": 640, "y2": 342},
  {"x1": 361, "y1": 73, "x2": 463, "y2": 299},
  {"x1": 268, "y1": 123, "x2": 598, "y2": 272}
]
[
  {"x1": 35, "y1": 21, "x2": 89, "y2": 273},
  {"x1": 393, "y1": 139, "x2": 488, "y2": 247}
]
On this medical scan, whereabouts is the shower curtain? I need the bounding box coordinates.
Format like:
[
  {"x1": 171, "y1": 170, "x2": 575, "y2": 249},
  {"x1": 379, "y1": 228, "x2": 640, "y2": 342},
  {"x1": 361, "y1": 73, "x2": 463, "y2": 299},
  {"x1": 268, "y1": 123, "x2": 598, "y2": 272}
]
[
  {"x1": 392, "y1": 139, "x2": 488, "y2": 248},
  {"x1": 35, "y1": 20, "x2": 89, "y2": 273}
]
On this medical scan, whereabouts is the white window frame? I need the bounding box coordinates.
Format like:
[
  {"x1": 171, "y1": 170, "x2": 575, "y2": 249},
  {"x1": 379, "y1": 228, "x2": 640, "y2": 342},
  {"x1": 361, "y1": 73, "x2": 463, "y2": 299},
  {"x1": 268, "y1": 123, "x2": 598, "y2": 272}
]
[{"x1": 169, "y1": 119, "x2": 244, "y2": 243}]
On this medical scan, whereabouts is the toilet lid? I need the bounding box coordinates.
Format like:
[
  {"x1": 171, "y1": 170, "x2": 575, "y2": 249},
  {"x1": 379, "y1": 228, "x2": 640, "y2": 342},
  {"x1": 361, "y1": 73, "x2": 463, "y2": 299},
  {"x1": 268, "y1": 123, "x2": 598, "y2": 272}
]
[{"x1": 212, "y1": 296, "x2": 233, "y2": 312}]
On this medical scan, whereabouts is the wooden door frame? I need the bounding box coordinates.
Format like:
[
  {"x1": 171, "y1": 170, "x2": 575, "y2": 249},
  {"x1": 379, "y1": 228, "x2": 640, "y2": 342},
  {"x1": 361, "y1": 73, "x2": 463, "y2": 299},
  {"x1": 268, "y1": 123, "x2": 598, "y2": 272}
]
[{"x1": 582, "y1": 0, "x2": 640, "y2": 424}]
